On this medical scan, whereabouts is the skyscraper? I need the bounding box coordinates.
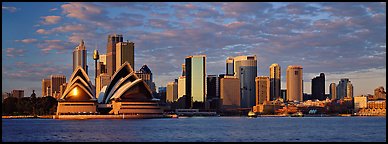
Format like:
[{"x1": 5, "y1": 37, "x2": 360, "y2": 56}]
[
  {"x1": 286, "y1": 65, "x2": 303, "y2": 102},
  {"x1": 136, "y1": 65, "x2": 155, "y2": 93},
  {"x1": 233, "y1": 55, "x2": 257, "y2": 108},
  {"x1": 347, "y1": 82, "x2": 353, "y2": 98},
  {"x1": 311, "y1": 73, "x2": 325, "y2": 100},
  {"x1": 116, "y1": 41, "x2": 135, "y2": 70},
  {"x1": 269, "y1": 63, "x2": 281, "y2": 101},
  {"x1": 166, "y1": 81, "x2": 178, "y2": 102},
  {"x1": 336, "y1": 78, "x2": 351, "y2": 100},
  {"x1": 220, "y1": 76, "x2": 240, "y2": 109},
  {"x1": 73, "y1": 40, "x2": 88, "y2": 74},
  {"x1": 207, "y1": 75, "x2": 219, "y2": 100},
  {"x1": 106, "y1": 34, "x2": 123, "y2": 76},
  {"x1": 178, "y1": 64, "x2": 186, "y2": 100},
  {"x1": 42, "y1": 78, "x2": 51, "y2": 97},
  {"x1": 329, "y1": 83, "x2": 337, "y2": 100},
  {"x1": 226, "y1": 57, "x2": 234, "y2": 75},
  {"x1": 256, "y1": 76, "x2": 270, "y2": 105},
  {"x1": 185, "y1": 55, "x2": 206, "y2": 108},
  {"x1": 50, "y1": 75, "x2": 66, "y2": 99}
]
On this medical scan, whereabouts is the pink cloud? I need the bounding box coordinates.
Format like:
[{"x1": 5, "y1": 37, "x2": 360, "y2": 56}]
[
  {"x1": 6, "y1": 48, "x2": 25, "y2": 57},
  {"x1": 2, "y1": 6, "x2": 18, "y2": 12},
  {"x1": 61, "y1": 2, "x2": 102, "y2": 19},
  {"x1": 36, "y1": 24, "x2": 86, "y2": 34},
  {"x1": 15, "y1": 38, "x2": 38, "y2": 43},
  {"x1": 41, "y1": 15, "x2": 61, "y2": 25}
]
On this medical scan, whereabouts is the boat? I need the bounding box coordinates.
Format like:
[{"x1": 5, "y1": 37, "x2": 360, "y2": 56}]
[
  {"x1": 290, "y1": 112, "x2": 304, "y2": 117},
  {"x1": 247, "y1": 111, "x2": 257, "y2": 118}
]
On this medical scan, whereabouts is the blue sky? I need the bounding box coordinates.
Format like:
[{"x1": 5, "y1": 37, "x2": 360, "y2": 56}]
[{"x1": 2, "y1": 2, "x2": 386, "y2": 97}]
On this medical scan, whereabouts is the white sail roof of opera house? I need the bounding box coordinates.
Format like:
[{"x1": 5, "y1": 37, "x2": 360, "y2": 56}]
[
  {"x1": 60, "y1": 66, "x2": 96, "y2": 101},
  {"x1": 101, "y1": 62, "x2": 154, "y2": 104}
]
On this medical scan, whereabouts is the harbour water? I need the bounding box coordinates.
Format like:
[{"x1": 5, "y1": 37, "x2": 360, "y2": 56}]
[{"x1": 2, "y1": 116, "x2": 386, "y2": 142}]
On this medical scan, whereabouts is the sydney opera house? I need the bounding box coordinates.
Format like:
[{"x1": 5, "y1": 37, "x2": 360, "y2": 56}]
[{"x1": 57, "y1": 62, "x2": 164, "y2": 118}]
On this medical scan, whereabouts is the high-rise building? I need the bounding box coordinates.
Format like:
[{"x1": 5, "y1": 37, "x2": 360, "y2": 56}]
[
  {"x1": 336, "y1": 78, "x2": 351, "y2": 100},
  {"x1": 255, "y1": 76, "x2": 270, "y2": 105},
  {"x1": 226, "y1": 57, "x2": 234, "y2": 75},
  {"x1": 158, "y1": 87, "x2": 167, "y2": 103},
  {"x1": 136, "y1": 65, "x2": 155, "y2": 93},
  {"x1": 347, "y1": 82, "x2": 353, "y2": 98},
  {"x1": 73, "y1": 40, "x2": 88, "y2": 74},
  {"x1": 59, "y1": 83, "x2": 67, "y2": 97},
  {"x1": 96, "y1": 73, "x2": 110, "y2": 98},
  {"x1": 106, "y1": 34, "x2": 123, "y2": 77},
  {"x1": 220, "y1": 76, "x2": 240, "y2": 109},
  {"x1": 50, "y1": 75, "x2": 66, "y2": 99},
  {"x1": 42, "y1": 78, "x2": 51, "y2": 97},
  {"x1": 374, "y1": 86, "x2": 386, "y2": 100},
  {"x1": 185, "y1": 55, "x2": 206, "y2": 108},
  {"x1": 181, "y1": 63, "x2": 186, "y2": 76},
  {"x1": 281, "y1": 89, "x2": 287, "y2": 100},
  {"x1": 166, "y1": 81, "x2": 178, "y2": 102},
  {"x1": 286, "y1": 65, "x2": 303, "y2": 102},
  {"x1": 233, "y1": 55, "x2": 257, "y2": 108},
  {"x1": 116, "y1": 41, "x2": 135, "y2": 70},
  {"x1": 178, "y1": 76, "x2": 186, "y2": 100},
  {"x1": 330, "y1": 83, "x2": 337, "y2": 100},
  {"x1": 269, "y1": 63, "x2": 281, "y2": 101},
  {"x1": 12, "y1": 90, "x2": 24, "y2": 98},
  {"x1": 311, "y1": 73, "x2": 325, "y2": 100},
  {"x1": 207, "y1": 75, "x2": 219, "y2": 100}
]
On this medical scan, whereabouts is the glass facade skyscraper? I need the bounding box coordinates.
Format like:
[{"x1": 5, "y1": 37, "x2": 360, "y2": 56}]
[
  {"x1": 233, "y1": 55, "x2": 257, "y2": 108},
  {"x1": 185, "y1": 55, "x2": 206, "y2": 108}
]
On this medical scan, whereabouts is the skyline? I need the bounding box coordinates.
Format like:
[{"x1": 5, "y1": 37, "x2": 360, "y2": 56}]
[{"x1": 2, "y1": 2, "x2": 386, "y2": 97}]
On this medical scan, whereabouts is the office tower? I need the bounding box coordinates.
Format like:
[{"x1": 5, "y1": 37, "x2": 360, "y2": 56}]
[
  {"x1": 96, "y1": 73, "x2": 110, "y2": 98},
  {"x1": 73, "y1": 40, "x2": 88, "y2": 74},
  {"x1": 158, "y1": 87, "x2": 167, "y2": 103},
  {"x1": 226, "y1": 57, "x2": 234, "y2": 75},
  {"x1": 330, "y1": 83, "x2": 337, "y2": 100},
  {"x1": 181, "y1": 63, "x2": 186, "y2": 76},
  {"x1": 311, "y1": 73, "x2": 325, "y2": 100},
  {"x1": 50, "y1": 75, "x2": 66, "y2": 99},
  {"x1": 256, "y1": 76, "x2": 270, "y2": 105},
  {"x1": 207, "y1": 75, "x2": 219, "y2": 100},
  {"x1": 220, "y1": 76, "x2": 240, "y2": 109},
  {"x1": 167, "y1": 81, "x2": 178, "y2": 102},
  {"x1": 136, "y1": 65, "x2": 155, "y2": 93},
  {"x1": 374, "y1": 86, "x2": 386, "y2": 100},
  {"x1": 96, "y1": 54, "x2": 107, "y2": 76},
  {"x1": 116, "y1": 41, "x2": 135, "y2": 71},
  {"x1": 42, "y1": 78, "x2": 51, "y2": 97},
  {"x1": 59, "y1": 83, "x2": 67, "y2": 97},
  {"x1": 185, "y1": 55, "x2": 206, "y2": 108},
  {"x1": 178, "y1": 76, "x2": 186, "y2": 100},
  {"x1": 347, "y1": 82, "x2": 353, "y2": 98},
  {"x1": 106, "y1": 34, "x2": 123, "y2": 76},
  {"x1": 336, "y1": 78, "x2": 351, "y2": 100},
  {"x1": 286, "y1": 65, "x2": 303, "y2": 102},
  {"x1": 269, "y1": 63, "x2": 281, "y2": 101},
  {"x1": 281, "y1": 89, "x2": 287, "y2": 100},
  {"x1": 12, "y1": 90, "x2": 24, "y2": 98},
  {"x1": 233, "y1": 55, "x2": 257, "y2": 108}
]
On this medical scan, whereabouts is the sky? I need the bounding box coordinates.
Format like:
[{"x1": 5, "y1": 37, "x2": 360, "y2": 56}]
[{"x1": 2, "y1": 2, "x2": 386, "y2": 97}]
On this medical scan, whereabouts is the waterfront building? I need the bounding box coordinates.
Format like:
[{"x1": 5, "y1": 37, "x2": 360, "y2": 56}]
[
  {"x1": 255, "y1": 76, "x2": 270, "y2": 105},
  {"x1": 166, "y1": 80, "x2": 178, "y2": 102},
  {"x1": 185, "y1": 55, "x2": 206, "y2": 108},
  {"x1": 106, "y1": 34, "x2": 123, "y2": 77},
  {"x1": 233, "y1": 55, "x2": 257, "y2": 108},
  {"x1": 347, "y1": 82, "x2": 353, "y2": 98},
  {"x1": 95, "y1": 73, "x2": 110, "y2": 99},
  {"x1": 178, "y1": 76, "x2": 186, "y2": 100},
  {"x1": 374, "y1": 86, "x2": 386, "y2": 100},
  {"x1": 116, "y1": 41, "x2": 135, "y2": 71},
  {"x1": 59, "y1": 83, "x2": 67, "y2": 97},
  {"x1": 99, "y1": 62, "x2": 163, "y2": 115},
  {"x1": 226, "y1": 57, "x2": 234, "y2": 75},
  {"x1": 57, "y1": 66, "x2": 97, "y2": 115},
  {"x1": 181, "y1": 63, "x2": 186, "y2": 76},
  {"x1": 207, "y1": 75, "x2": 219, "y2": 100},
  {"x1": 12, "y1": 90, "x2": 24, "y2": 98},
  {"x1": 269, "y1": 63, "x2": 281, "y2": 101},
  {"x1": 73, "y1": 40, "x2": 88, "y2": 74},
  {"x1": 286, "y1": 65, "x2": 303, "y2": 102},
  {"x1": 336, "y1": 78, "x2": 351, "y2": 99},
  {"x1": 50, "y1": 75, "x2": 67, "y2": 99},
  {"x1": 42, "y1": 78, "x2": 51, "y2": 97},
  {"x1": 329, "y1": 83, "x2": 337, "y2": 100},
  {"x1": 220, "y1": 76, "x2": 240, "y2": 109},
  {"x1": 354, "y1": 96, "x2": 368, "y2": 112},
  {"x1": 311, "y1": 73, "x2": 325, "y2": 100}
]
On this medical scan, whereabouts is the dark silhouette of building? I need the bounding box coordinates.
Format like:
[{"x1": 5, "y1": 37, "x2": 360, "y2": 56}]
[
  {"x1": 207, "y1": 75, "x2": 219, "y2": 100},
  {"x1": 311, "y1": 73, "x2": 325, "y2": 100},
  {"x1": 106, "y1": 34, "x2": 123, "y2": 77}
]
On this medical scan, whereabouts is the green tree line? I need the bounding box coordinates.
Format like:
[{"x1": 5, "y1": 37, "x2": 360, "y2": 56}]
[{"x1": 2, "y1": 96, "x2": 57, "y2": 116}]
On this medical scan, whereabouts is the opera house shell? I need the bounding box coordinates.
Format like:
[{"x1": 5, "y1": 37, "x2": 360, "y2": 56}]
[
  {"x1": 57, "y1": 67, "x2": 97, "y2": 115},
  {"x1": 99, "y1": 62, "x2": 163, "y2": 115}
]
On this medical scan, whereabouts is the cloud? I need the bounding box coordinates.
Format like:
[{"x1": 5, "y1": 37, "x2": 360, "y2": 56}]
[
  {"x1": 36, "y1": 39, "x2": 74, "y2": 53},
  {"x1": 2, "y1": 6, "x2": 18, "y2": 12},
  {"x1": 36, "y1": 24, "x2": 86, "y2": 34},
  {"x1": 50, "y1": 8, "x2": 58, "y2": 11},
  {"x1": 61, "y1": 2, "x2": 102, "y2": 19},
  {"x1": 15, "y1": 38, "x2": 38, "y2": 43},
  {"x1": 6, "y1": 48, "x2": 25, "y2": 57},
  {"x1": 41, "y1": 15, "x2": 61, "y2": 25}
]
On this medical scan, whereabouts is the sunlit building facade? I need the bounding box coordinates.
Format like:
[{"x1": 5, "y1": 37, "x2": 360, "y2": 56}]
[
  {"x1": 73, "y1": 40, "x2": 88, "y2": 74},
  {"x1": 167, "y1": 81, "x2": 178, "y2": 102},
  {"x1": 286, "y1": 65, "x2": 303, "y2": 102},
  {"x1": 269, "y1": 63, "x2": 281, "y2": 101},
  {"x1": 42, "y1": 78, "x2": 51, "y2": 97},
  {"x1": 256, "y1": 76, "x2": 270, "y2": 105},
  {"x1": 185, "y1": 55, "x2": 206, "y2": 108},
  {"x1": 50, "y1": 75, "x2": 67, "y2": 99},
  {"x1": 106, "y1": 34, "x2": 123, "y2": 77},
  {"x1": 116, "y1": 41, "x2": 135, "y2": 71},
  {"x1": 330, "y1": 83, "x2": 337, "y2": 100},
  {"x1": 220, "y1": 76, "x2": 240, "y2": 109},
  {"x1": 233, "y1": 55, "x2": 257, "y2": 108}
]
